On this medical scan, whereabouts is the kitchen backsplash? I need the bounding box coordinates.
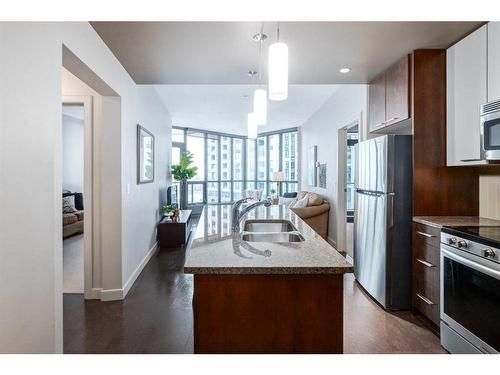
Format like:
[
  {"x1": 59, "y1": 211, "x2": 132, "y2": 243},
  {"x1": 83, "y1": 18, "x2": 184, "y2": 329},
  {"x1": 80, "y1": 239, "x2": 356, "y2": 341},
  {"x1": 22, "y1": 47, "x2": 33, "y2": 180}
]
[{"x1": 479, "y1": 176, "x2": 500, "y2": 220}]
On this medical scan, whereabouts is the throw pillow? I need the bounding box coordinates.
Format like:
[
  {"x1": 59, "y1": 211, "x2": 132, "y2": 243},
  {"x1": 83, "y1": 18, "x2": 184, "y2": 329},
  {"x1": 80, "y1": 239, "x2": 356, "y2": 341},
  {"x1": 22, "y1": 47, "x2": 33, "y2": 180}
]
[
  {"x1": 307, "y1": 192, "x2": 323, "y2": 206},
  {"x1": 63, "y1": 192, "x2": 83, "y2": 210},
  {"x1": 278, "y1": 196, "x2": 296, "y2": 206},
  {"x1": 293, "y1": 195, "x2": 309, "y2": 208},
  {"x1": 63, "y1": 195, "x2": 77, "y2": 213},
  {"x1": 73, "y1": 192, "x2": 84, "y2": 211},
  {"x1": 282, "y1": 192, "x2": 297, "y2": 198}
]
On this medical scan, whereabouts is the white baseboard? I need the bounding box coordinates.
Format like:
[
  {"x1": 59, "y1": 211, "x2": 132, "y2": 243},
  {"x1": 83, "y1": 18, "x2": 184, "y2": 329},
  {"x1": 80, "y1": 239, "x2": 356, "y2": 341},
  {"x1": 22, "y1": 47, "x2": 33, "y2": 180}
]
[
  {"x1": 84, "y1": 288, "x2": 102, "y2": 300},
  {"x1": 122, "y1": 241, "x2": 159, "y2": 298},
  {"x1": 100, "y1": 288, "x2": 123, "y2": 302},
  {"x1": 88, "y1": 242, "x2": 159, "y2": 302}
]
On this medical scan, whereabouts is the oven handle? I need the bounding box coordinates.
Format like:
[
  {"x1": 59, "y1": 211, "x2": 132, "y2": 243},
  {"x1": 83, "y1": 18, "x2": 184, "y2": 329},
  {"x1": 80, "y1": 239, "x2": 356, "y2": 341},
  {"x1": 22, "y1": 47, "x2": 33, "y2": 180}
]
[{"x1": 442, "y1": 247, "x2": 500, "y2": 281}]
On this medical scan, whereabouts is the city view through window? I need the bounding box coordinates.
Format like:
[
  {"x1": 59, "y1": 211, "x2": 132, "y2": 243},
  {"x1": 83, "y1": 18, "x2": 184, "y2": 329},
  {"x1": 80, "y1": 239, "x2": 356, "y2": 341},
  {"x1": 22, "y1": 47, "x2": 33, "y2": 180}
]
[{"x1": 171, "y1": 127, "x2": 298, "y2": 205}]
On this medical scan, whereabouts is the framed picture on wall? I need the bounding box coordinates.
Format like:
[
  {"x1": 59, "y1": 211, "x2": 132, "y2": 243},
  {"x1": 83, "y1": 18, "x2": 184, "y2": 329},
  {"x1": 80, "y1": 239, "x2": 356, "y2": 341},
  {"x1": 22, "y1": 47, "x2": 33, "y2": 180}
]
[
  {"x1": 137, "y1": 124, "x2": 155, "y2": 184},
  {"x1": 308, "y1": 145, "x2": 317, "y2": 187}
]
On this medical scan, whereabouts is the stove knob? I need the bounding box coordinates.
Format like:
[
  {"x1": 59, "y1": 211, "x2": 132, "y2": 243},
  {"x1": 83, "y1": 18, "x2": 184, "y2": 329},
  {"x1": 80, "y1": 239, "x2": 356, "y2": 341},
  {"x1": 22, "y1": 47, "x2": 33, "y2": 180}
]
[
  {"x1": 448, "y1": 237, "x2": 457, "y2": 245},
  {"x1": 483, "y1": 248, "x2": 496, "y2": 258},
  {"x1": 457, "y1": 240, "x2": 468, "y2": 248}
]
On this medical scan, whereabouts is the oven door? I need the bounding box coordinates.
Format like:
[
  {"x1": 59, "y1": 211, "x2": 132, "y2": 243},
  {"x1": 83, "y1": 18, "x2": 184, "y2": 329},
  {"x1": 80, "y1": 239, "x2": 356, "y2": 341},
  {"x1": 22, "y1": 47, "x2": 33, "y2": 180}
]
[
  {"x1": 481, "y1": 112, "x2": 500, "y2": 160},
  {"x1": 441, "y1": 244, "x2": 500, "y2": 353}
]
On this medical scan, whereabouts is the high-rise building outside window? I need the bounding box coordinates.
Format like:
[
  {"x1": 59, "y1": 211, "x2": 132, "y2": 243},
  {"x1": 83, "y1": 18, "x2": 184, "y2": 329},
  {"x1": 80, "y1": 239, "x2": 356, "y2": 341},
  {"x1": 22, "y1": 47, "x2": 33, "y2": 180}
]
[{"x1": 174, "y1": 127, "x2": 298, "y2": 204}]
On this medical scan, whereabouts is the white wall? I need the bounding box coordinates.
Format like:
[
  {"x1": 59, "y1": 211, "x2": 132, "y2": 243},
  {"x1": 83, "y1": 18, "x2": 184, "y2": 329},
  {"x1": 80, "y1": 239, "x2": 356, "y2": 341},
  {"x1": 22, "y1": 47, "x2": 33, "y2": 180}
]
[
  {"x1": 300, "y1": 85, "x2": 367, "y2": 246},
  {"x1": 62, "y1": 111, "x2": 84, "y2": 192},
  {"x1": 0, "y1": 22, "x2": 172, "y2": 353}
]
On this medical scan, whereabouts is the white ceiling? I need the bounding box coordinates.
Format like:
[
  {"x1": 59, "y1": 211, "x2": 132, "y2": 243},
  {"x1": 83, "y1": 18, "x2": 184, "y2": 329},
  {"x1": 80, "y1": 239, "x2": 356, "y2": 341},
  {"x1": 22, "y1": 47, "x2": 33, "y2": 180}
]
[
  {"x1": 154, "y1": 85, "x2": 341, "y2": 135},
  {"x1": 91, "y1": 21, "x2": 482, "y2": 84}
]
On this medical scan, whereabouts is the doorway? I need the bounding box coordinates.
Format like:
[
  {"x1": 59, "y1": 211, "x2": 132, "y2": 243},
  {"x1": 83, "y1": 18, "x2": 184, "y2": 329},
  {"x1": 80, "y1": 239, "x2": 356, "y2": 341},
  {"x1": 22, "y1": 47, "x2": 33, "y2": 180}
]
[
  {"x1": 62, "y1": 97, "x2": 93, "y2": 297},
  {"x1": 345, "y1": 125, "x2": 359, "y2": 260},
  {"x1": 337, "y1": 121, "x2": 359, "y2": 262}
]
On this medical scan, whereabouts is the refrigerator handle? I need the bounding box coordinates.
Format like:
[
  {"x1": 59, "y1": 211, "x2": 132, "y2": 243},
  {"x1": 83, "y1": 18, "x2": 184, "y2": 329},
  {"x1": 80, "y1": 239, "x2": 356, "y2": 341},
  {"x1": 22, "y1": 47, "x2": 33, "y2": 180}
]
[{"x1": 355, "y1": 189, "x2": 390, "y2": 197}]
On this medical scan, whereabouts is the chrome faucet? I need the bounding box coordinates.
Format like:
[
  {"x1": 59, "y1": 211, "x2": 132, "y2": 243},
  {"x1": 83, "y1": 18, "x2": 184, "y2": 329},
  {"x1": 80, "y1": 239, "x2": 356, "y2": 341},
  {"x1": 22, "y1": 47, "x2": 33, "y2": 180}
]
[{"x1": 231, "y1": 197, "x2": 272, "y2": 233}]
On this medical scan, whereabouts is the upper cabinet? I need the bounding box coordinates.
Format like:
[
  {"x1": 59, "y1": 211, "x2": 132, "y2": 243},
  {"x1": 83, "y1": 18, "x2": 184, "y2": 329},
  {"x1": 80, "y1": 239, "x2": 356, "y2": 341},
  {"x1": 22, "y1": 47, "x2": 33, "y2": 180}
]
[
  {"x1": 369, "y1": 55, "x2": 411, "y2": 133},
  {"x1": 368, "y1": 73, "x2": 386, "y2": 131},
  {"x1": 488, "y1": 22, "x2": 500, "y2": 102},
  {"x1": 447, "y1": 24, "x2": 488, "y2": 166}
]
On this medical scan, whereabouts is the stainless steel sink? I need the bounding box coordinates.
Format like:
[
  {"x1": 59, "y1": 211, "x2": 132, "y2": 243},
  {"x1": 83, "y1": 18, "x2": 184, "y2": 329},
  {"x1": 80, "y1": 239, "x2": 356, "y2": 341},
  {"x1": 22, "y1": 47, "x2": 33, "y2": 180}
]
[
  {"x1": 241, "y1": 232, "x2": 305, "y2": 243},
  {"x1": 243, "y1": 219, "x2": 297, "y2": 233}
]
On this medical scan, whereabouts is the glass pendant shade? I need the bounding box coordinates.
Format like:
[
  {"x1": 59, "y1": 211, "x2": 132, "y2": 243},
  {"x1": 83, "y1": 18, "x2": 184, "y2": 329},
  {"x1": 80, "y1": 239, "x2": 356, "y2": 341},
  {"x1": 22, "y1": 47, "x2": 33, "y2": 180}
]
[
  {"x1": 268, "y1": 42, "x2": 288, "y2": 101},
  {"x1": 253, "y1": 89, "x2": 267, "y2": 125},
  {"x1": 247, "y1": 112, "x2": 258, "y2": 139}
]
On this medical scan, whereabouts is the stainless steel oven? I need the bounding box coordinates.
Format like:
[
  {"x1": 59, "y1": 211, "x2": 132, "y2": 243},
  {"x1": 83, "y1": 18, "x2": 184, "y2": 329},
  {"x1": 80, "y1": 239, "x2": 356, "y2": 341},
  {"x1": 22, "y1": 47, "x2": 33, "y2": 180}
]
[
  {"x1": 440, "y1": 230, "x2": 500, "y2": 354},
  {"x1": 481, "y1": 99, "x2": 500, "y2": 160}
]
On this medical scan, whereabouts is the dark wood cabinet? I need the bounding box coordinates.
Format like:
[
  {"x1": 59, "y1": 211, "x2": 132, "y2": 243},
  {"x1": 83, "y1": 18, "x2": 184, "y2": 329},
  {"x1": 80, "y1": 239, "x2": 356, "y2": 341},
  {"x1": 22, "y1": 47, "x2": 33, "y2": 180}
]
[
  {"x1": 193, "y1": 274, "x2": 344, "y2": 353},
  {"x1": 412, "y1": 222, "x2": 440, "y2": 328},
  {"x1": 386, "y1": 54, "x2": 410, "y2": 124},
  {"x1": 369, "y1": 54, "x2": 411, "y2": 132},
  {"x1": 368, "y1": 73, "x2": 386, "y2": 131},
  {"x1": 158, "y1": 210, "x2": 193, "y2": 248}
]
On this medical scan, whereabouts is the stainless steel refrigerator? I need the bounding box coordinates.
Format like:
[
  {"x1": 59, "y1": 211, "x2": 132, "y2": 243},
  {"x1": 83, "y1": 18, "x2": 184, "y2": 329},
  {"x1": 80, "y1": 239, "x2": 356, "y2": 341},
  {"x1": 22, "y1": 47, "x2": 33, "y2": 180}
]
[{"x1": 354, "y1": 134, "x2": 413, "y2": 310}]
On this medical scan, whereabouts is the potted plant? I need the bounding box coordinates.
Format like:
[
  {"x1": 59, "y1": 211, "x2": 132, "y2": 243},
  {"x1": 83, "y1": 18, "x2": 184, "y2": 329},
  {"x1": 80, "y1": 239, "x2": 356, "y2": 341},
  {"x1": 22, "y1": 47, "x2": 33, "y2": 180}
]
[
  {"x1": 162, "y1": 204, "x2": 175, "y2": 218},
  {"x1": 270, "y1": 188, "x2": 277, "y2": 198},
  {"x1": 171, "y1": 151, "x2": 198, "y2": 209}
]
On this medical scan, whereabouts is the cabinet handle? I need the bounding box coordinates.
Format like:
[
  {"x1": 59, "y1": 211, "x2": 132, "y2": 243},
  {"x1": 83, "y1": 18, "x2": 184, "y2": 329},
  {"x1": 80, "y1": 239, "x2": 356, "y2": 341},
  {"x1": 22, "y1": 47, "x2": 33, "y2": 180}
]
[
  {"x1": 385, "y1": 117, "x2": 399, "y2": 123},
  {"x1": 460, "y1": 158, "x2": 483, "y2": 162},
  {"x1": 375, "y1": 122, "x2": 386, "y2": 127},
  {"x1": 416, "y1": 231, "x2": 434, "y2": 238},
  {"x1": 416, "y1": 293, "x2": 435, "y2": 305},
  {"x1": 416, "y1": 258, "x2": 435, "y2": 268}
]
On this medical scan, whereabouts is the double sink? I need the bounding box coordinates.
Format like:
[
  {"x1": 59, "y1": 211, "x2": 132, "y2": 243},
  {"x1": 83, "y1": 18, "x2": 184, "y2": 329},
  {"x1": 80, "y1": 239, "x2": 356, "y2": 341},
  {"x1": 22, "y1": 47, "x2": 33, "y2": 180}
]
[{"x1": 240, "y1": 219, "x2": 305, "y2": 243}]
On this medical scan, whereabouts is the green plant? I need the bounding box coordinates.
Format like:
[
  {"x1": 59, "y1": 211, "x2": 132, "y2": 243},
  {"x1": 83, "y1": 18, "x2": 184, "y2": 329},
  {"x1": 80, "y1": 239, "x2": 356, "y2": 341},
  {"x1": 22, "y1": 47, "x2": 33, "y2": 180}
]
[
  {"x1": 270, "y1": 188, "x2": 276, "y2": 195},
  {"x1": 162, "y1": 204, "x2": 174, "y2": 215},
  {"x1": 171, "y1": 151, "x2": 198, "y2": 181}
]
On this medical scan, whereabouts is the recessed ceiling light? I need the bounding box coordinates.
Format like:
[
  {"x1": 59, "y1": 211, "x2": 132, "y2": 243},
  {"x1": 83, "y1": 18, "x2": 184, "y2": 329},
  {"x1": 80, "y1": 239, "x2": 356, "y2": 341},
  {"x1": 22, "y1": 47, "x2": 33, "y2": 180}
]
[
  {"x1": 247, "y1": 70, "x2": 258, "y2": 77},
  {"x1": 339, "y1": 67, "x2": 351, "y2": 74}
]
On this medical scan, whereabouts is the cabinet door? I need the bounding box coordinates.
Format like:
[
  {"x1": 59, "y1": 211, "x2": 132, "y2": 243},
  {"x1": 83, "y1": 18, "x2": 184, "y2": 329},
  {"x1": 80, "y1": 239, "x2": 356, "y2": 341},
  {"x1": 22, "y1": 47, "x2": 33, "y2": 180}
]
[
  {"x1": 385, "y1": 55, "x2": 410, "y2": 126},
  {"x1": 368, "y1": 73, "x2": 386, "y2": 132},
  {"x1": 488, "y1": 22, "x2": 500, "y2": 102},
  {"x1": 447, "y1": 24, "x2": 488, "y2": 166}
]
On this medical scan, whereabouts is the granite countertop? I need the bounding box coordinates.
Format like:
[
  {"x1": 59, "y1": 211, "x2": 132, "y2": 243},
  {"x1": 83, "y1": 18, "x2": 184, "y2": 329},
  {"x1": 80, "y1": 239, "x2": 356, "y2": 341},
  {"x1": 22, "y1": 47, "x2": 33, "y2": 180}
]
[
  {"x1": 413, "y1": 216, "x2": 500, "y2": 229},
  {"x1": 184, "y1": 204, "x2": 353, "y2": 275}
]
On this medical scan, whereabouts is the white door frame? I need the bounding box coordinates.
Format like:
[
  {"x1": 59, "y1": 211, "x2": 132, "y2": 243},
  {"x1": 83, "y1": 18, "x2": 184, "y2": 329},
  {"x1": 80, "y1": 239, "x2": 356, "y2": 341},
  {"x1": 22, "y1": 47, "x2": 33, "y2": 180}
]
[
  {"x1": 62, "y1": 95, "x2": 95, "y2": 299},
  {"x1": 337, "y1": 118, "x2": 360, "y2": 255}
]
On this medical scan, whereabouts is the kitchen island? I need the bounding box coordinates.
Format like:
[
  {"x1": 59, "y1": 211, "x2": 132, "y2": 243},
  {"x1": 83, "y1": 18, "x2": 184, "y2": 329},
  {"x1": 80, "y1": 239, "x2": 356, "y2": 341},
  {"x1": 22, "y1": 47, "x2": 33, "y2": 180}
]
[{"x1": 184, "y1": 204, "x2": 353, "y2": 354}]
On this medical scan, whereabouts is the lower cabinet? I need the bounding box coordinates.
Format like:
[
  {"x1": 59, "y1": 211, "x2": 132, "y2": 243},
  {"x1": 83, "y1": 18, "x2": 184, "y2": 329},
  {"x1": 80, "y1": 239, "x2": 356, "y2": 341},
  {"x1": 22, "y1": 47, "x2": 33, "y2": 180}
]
[{"x1": 412, "y1": 223, "x2": 441, "y2": 327}]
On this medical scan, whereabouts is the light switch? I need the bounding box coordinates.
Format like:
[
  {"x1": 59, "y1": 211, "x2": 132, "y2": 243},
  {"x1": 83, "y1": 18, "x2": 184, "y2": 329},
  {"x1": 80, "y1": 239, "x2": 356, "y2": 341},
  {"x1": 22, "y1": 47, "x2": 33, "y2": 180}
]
[{"x1": 127, "y1": 183, "x2": 130, "y2": 195}]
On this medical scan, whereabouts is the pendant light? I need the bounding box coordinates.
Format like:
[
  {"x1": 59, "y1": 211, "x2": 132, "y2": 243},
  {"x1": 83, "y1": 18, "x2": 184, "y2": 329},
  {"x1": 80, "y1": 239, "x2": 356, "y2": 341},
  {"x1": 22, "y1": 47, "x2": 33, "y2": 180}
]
[
  {"x1": 247, "y1": 112, "x2": 258, "y2": 139},
  {"x1": 268, "y1": 22, "x2": 288, "y2": 101},
  {"x1": 253, "y1": 27, "x2": 268, "y2": 125}
]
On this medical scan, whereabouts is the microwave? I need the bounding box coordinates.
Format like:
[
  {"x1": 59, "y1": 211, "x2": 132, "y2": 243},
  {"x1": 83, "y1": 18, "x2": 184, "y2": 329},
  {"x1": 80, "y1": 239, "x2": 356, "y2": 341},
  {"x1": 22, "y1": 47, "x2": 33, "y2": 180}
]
[{"x1": 481, "y1": 99, "x2": 500, "y2": 160}]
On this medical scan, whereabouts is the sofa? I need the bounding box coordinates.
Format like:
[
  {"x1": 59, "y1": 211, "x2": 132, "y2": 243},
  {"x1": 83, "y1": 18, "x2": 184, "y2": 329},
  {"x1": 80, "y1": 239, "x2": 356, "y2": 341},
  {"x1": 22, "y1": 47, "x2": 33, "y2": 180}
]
[
  {"x1": 63, "y1": 211, "x2": 84, "y2": 239},
  {"x1": 285, "y1": 191, "x2": 330, "y2": 240},
  {"x1": 62, "y1": 191, "x2": 84, "y2": 239}
]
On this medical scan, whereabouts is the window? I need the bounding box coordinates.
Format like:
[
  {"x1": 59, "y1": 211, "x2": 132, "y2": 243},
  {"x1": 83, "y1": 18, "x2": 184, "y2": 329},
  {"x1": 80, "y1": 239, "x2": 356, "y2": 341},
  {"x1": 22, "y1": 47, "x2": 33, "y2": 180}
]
[
  {"x1": 172, "y1": 128, "x2": 185, "y2": 143},
  {"x1": 173, "y1": 127, "x2": 298, "y2": 204},
  {"x1": 186, "y1": 131, "x2": 205, "y2": 181},
  {"x1": 207, "y1": 135, "x2": 219, "y2": 181},
  {"x1": 256, "y1": 136, "x2": 267, "y2": 194}
]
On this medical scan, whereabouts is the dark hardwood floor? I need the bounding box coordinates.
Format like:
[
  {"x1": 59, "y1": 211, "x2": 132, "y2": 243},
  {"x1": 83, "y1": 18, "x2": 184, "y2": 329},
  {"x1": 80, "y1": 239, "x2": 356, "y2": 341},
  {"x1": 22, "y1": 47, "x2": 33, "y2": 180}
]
[{"x1": 63, "y1": 216, "x2": 444, "y2": 354}]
